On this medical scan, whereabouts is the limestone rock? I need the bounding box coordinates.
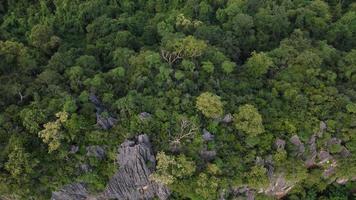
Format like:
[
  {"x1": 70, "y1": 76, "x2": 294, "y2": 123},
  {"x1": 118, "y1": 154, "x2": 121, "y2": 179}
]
[
  {"x1": 290, "y1": 135, "x2": 305, "y2": 156},
  {"x1": 139, "y1": 112, "x2": 152, "y2": 121},
  {"x1": 52, "y1": 135, "x2": 170, "y2": 200},
  {"x1": 264, "y1": 175, "x2": 294, "y2": 199},
  {"x1": 89, "y1": 93, "x2": 117, "y2": 130},
  {"x1": 200, "y1": 150, "x2": 216, "y2": 161},
  {"x1": 86, "y1": 146, "x2": 106, "y2": 159},
  {"x1": 202, "y1": 129, "x2": 214, "y2": 141},
  {"x1": 51, "y1": 183, "x2": 89, "y2": 200},
  {"x1": 275, "y1": 138, "x2": 285, "y2": 150},
  {"x1": 101, "y1": 134, "x2": 170, "y2": 200},
  {"x1": 221, "y1": 113, "x2": 233, "y2": 123}
]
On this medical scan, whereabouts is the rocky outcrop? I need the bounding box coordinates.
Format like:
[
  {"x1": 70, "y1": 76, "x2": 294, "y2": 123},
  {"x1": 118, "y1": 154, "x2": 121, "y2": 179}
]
[
  {"x1": 138, "y1": 112, "x2": 152, "y2": 121},
  {"x1": 86, "y1": 145, "x2": 106, "y2": 160},
  {"x1": 101, "y1": 134, "x2": 170, "y2": 200},
  {"x1": 275, "y1": 138, "x2": 285, "y2": 150},
  {"x1": 69, "y1": 145, "x2": 79, "y2": 154},
  {"x1": 263, "y1": 175, "x2": 294, "y2": 199},
  {"x1": 290, "y1": 135, "x2": 305, "y2": 156},
  {"x1": 231, "y1": 186, "x2": 255, "y2": 200},
  {"x1": 51, "y1": 183, "x2": 89, "y2": 200},
  {"x1": 255, "y1": 156, "x2": 274, "y2": 179},
  {"x1": 52, "y1": 135, "x2": 170, "y2": 200},
  {"x1": 200, "y1": 150, "x2": 217, "y2": 161},
  {"x1": 221, "y1": 113, "x2": 233, "y2": 123},
  {"x1": 305, "y1": 134, "x2": 317, "y2": 168},
  {"x1": 202, "y1": 129, "x2": 214, "y2": 141},
  {"x1": 89, "y1": 93, "x2": 117, "y2": 130},
  {"x1": 317, "y1": 121, "x2": 327, "y2": 137}
]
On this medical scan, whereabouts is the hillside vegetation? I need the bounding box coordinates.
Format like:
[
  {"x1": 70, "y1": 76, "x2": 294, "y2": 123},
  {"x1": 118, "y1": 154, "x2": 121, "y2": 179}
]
[{"x1": 0, "y1": 0, "x2": 355, "y2": 199}]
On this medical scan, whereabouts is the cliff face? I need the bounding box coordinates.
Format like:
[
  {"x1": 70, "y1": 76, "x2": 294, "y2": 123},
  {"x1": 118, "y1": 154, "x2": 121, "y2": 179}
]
[{"x1": 51, "y1": 135, "x2": 170, "y2": 200}]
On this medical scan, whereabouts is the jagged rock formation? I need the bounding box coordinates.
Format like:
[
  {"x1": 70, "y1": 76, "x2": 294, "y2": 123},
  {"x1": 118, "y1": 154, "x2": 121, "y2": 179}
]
[
  {"x1": 202, "y1": 129, "x2": 214, "y2": 141},
  {"x1": 69, "y1": 145, "x2": 79, "y2": 154},
  {"x1": 263, "y1": 175, "x2": 294, "y2": 199},
  {"x1": 89, "y1": 93, "x2": 117, "y2": 130},
  {"x1": 255, "y1": 156, "x2": 274, "y2": 179},
  {"x1": 221, "y1": 113, "x2": 233, "y2": 123},
  {"x1": 340, "y1": 147, "x2": 351, "y2": 158},
  {"x1": 288, "y1": 122, "x2": 351, "y2": 179},
  {"x1": 305, "y1": 134, "x2": 317, "y2": 168},
  {"x1": 290, "y1": 135, "x2": 305, "y2": 156},
  {"x1": 138, "y1": 112, "x2": 152, "y2": 121},
  {"x1": 231, "y1": 186, "x2": 255, "y2": 200},
  {"x1": 101, "y1": 134, "x2": 170, "y2": 200},
  {"x1": 200, "y1": 150, "x2": 217, "y2": 161},
  {"x1": 317, "y1": 121, "x2": 327, "y2": 137},
  {"x1": 51, "y1": 183, "x2": 90, "y2": 200},
  {"x1": 275, "y1": 138, "x2": 285, "y2": 150},
  {"x1": 86, "y1": 145, "x2": 106, "y2": 159},
  {"x1": 52, "y1": 135, "x2": 170, "y2": 200}
]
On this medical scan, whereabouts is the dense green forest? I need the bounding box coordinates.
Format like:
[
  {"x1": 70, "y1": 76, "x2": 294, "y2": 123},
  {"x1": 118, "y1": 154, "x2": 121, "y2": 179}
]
[{"x1": 0, "y1": 0, "x2": 355, "y2": 199}]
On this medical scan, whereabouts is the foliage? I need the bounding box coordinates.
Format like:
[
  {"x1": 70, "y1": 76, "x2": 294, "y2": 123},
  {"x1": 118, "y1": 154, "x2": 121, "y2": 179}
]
[
  {"x1": 150, "y1": 152, "x2": 195, "y2": 185},
  {"x1": 196, "y1": 92, "x2": 224, "y2": 119},
  {"x1": 234, "y1": 104, "x2": 264, "y2": 136},
  {"x1": 0, "y1": 0, "x2": 354, "y2": 199},
  {"x1": 38, "y1": 111, "x2": 68, "y2": 152}
]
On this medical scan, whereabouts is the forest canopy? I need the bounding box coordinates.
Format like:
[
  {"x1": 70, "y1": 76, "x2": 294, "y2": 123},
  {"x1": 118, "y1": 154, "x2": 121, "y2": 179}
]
[{"x1": 0, "y1": 0, "x2": 355, "y2": 199}]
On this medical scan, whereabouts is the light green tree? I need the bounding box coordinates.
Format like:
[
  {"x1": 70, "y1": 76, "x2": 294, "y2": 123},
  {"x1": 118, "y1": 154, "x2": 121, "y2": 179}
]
[
  {"x1": 150, "y1": 152, "x2": 196, "y2": 185},
  {"x1": 246, "y1": 166, "x2": 269, "y2": 189},
  {"x1": 245, "y1": 52, "x2": 273, "y2": 78},
  {"x1": 234, "y1": 104, "x2": 264, "y2": 136},
  {"x1": 161, "y1": 36, "x2": 207, "y2": 65},
  {"x1": 195, "y1": 173, "x2": 219, "y2": 200},
  {"x1": 5, "y1": 145, "x2": 38, "y2": 182},
  {"x1": 221, "y1": 60, "x2": 236, "y2": 74},
  {"x1": 38, "y1": 111, "x2": 68, "y2": 152},
  {"x1": 196, "y1": 92, "x2": 224, "y2": 119}
]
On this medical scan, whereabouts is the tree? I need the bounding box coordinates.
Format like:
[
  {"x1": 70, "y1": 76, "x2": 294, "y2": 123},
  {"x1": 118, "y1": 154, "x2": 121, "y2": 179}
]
[
  {"x1": 234, "y1": 104, "x2": 264, "y2": 136},
  {"x1": 5, "y1": 145, "x2": 37, "y2": 182},
  {"x1": 150, "y1": 152, "x2": 195, "y2": 185},
  {"x1": 0, "y1": 40, "x2": 36, "y2": 74},
  {"x1": 161, "y1": 36, "x2": 207, "y2": 65},
  {"x1": 338, "y1": 50, "x2": 356, "y2": 83},
  {"x1": 221, "y1": 60, "x2": 236, "y2": 74},
  {"x1": 20, "y1": 107, "x2": 46, "y2": 134},
  {"x1": 201, "y1": 61, "x2": 214, "y2": 74},
  {"x1": 38, "y1": 111, "x2": 68, "y2": 152},
  {"x1": 246, "y1": 165, "x2": 269, "y2": 189},
  {"x1": 29, "y1": 24, "x2": 60, "y2": 53},
  {"x1": 327, "y1": 11, "x2": 356, "y2": 51},
  {"x1": 245, "y1": 51, "x2": 273, "y2": 78},
  {"x1": 195, "y1": 173, "x2": 219, "y2": 200},
  {"x1": 196, "y1": 92, "x2": 224, "y2": 119}
]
